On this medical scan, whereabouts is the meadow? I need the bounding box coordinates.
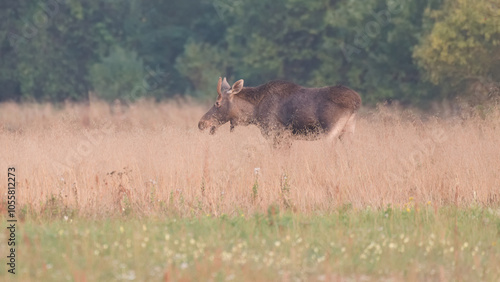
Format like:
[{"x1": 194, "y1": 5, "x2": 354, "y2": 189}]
[{"x1": 0, "y1": 100, "x2": 500, "y2": 281}]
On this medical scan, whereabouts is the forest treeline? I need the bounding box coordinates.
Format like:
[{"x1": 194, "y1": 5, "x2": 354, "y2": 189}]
[{"x1": 0, "y1": 0, "x2": 499, "y2": 106}]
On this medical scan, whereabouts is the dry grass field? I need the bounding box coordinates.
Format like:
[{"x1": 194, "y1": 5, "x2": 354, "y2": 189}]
[
  {"x1": 1, "y1": 100, "x2": 499, "y2": 216},
  {"x1": 1, "y1": 100, "x2": 500, "y2": 281}
]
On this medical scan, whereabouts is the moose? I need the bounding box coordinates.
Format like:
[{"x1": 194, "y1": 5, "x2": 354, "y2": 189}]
[{"x1": 198, "y1": 77, "x2": 361, "y2": 146}]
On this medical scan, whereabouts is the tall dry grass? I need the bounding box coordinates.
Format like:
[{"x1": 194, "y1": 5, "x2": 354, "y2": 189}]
[{"x1": 1, "y1": 100, "x2": 499, "y2": 216}]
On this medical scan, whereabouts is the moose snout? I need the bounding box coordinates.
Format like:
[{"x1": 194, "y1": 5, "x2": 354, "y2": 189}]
[
  {"x1": 198, "y1": 119, "x2": 218, "y2": 135},
  {"x1": 198, "y1": 120, "x2": 209, "y2": 131}
]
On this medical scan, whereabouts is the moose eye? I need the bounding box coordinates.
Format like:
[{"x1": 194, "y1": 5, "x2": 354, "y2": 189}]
[{"x1": 215, "y1": 101, "x2": 221, "y2": 108}]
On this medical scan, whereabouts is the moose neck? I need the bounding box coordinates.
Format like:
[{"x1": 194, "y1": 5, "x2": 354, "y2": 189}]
[
  {"x1": 237, "y1": 87, "x2": 266, "y2": 105},
  {"x1": 232, "y1": 93, "x2": 258, "y2": 125}
]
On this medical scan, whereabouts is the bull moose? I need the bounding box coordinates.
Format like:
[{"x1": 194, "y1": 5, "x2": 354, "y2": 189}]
[{"x1": 198, "y1": 77, "x2": 361, "y2": 146}]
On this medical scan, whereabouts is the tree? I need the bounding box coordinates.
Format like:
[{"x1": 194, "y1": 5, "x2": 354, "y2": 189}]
[
  {"x1": 215, "y1": 0, "x2": 443, "y2": 105},
  {"x1": 123, "y1": 0, "x2": 225, "y2": 97},
  {"x1": 0, "y1": 1, "x2": 30, "y2": 101},
  {"x1": 90, "y1": 47, "x2": 146, "y2": 102},
  {"x1": 2, "y1": 0, "x2": 127, "y2": 101},
  {"x1": 175, "y1": 41, "x2": 230, "y2": 99},
  {"x1": 414, "y1": 0, "x2": 500, "y2": 98},
  {"x1": 6, "y1": 0, "x2": 491, "y2": 107}
]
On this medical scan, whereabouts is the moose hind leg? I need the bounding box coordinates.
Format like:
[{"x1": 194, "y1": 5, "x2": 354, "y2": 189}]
[
  {"x1": 326, "y1": 114, "x2": 350, "y2": 143},
  {"x1": 339, "y1": 113, "x2": 356, "y2": 142}
]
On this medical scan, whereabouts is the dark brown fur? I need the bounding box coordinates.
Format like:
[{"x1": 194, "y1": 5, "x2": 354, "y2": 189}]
[{"x1": 199, "y1": 78, "x2": 361, "y2": 145}]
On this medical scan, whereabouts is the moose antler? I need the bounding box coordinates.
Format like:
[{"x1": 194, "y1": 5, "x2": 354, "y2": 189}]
[{"x1": 217, "y1": 77, "x2": 223, "y2": 98}]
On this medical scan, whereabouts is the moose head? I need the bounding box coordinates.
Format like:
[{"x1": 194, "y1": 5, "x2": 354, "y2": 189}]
[{"x1": 198, "y1": 77, "x2": 248, "y2": 134}]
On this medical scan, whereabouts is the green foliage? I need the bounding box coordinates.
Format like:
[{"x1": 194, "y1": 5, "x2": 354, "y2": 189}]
[
  {"x1": 1, "y1": 0, "x2": 127, "y2": 101},
  {"x1": 414, "y1": 0, "x2": 500, "y2": 90},
  {"x1": 201, "y1": 0, "x2": 444, "y2": 105},
  {"x1": 323, "y1": 0, "x2": 445, "y2": 104},
  {"x1": 413, "y1": 0, "x2": 500, "y2": 104},
  {"x1": 1, "y1": 0, "x2": 498, "y2": 106},
  {"x1": 223, "y1": 0, "x2": 326, "y2": 86},
  {"x1": 175, "y1": 41, "x2": 229, "y2": 99},
  {"x1": 90, "y1": 47, "x2": 145, "y2": 102},
  {"x1": 122, "y1": 0, "x2": 225, "y2": 96}
]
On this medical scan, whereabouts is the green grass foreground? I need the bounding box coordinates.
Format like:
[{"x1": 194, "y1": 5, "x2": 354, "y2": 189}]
[{"x1": 2, "y1": 207, "x2": 500, "y2": 281}]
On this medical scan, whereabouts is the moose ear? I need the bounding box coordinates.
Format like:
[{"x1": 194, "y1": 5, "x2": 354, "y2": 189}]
[
  {"x1": 230, "y1": 79, "x2": 244, "y2": 95},
  {"x1": 217, "y1": 77, "x2": 223, "y2": 98},
  {"x1": 221, "y1": 77, "x2": 231, "y2": 93}
]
